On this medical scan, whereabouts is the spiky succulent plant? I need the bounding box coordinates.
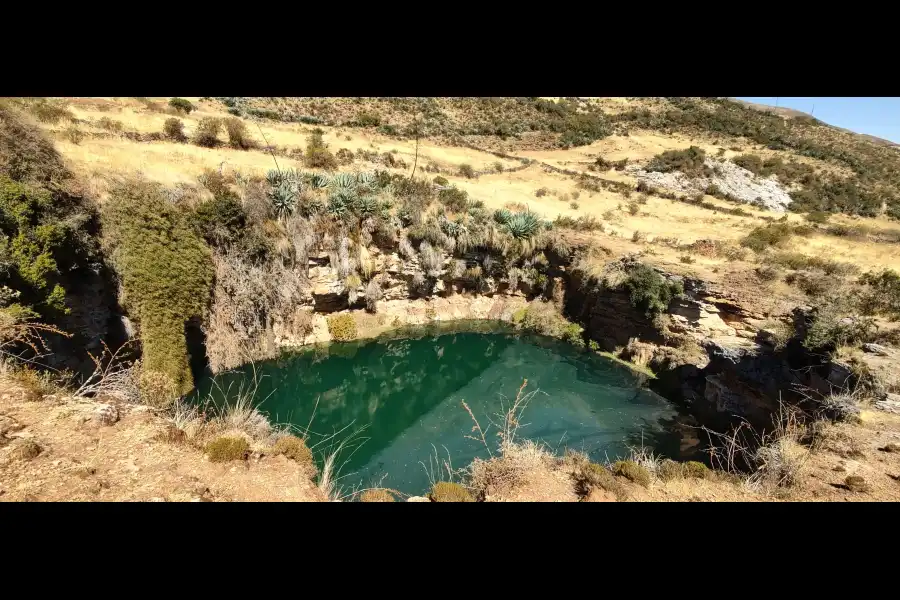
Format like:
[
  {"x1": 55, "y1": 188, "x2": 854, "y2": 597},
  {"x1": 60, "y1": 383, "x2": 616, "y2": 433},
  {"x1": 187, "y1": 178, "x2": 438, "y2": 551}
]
[
  {"x1": 493, "y1": 208, "x2": 513, "y2": 225},
  {"x1": 270, "y1": 182, "x2": 297, "y2": 219},
  {"x1": 501, "y1": 211, "x2": 542, "y2": 239}
]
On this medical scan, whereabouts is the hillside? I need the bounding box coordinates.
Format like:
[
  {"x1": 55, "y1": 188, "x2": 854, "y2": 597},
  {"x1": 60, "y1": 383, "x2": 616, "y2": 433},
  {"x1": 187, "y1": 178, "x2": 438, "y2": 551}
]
[{"x1": 2, "y1": 96, "x2": 900, "y2": 502}]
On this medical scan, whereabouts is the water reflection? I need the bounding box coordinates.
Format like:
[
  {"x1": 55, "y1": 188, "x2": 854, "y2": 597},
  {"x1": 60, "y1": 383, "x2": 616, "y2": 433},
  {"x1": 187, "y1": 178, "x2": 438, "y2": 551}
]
[{"x1": 195, "y1": 322, "x2": 681, "y2": 495}]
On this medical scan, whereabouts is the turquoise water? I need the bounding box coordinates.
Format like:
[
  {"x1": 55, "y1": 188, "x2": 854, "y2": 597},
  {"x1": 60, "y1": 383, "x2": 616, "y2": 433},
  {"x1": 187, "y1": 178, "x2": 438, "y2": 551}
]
[{"x1": 194, "y1": 323, "x2": 679, "y2": 496}]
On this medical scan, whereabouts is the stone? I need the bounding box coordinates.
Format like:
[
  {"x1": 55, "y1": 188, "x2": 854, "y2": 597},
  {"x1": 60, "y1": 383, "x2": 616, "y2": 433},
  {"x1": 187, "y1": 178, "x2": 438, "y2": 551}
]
[
  {"x1": 844, "y1": 475, "x2": 870, "y2": 493},
  {"x1": 862, "y1": 343, "x2": 894, "y2": 357},
  {"x1": 90, "y1": 404, "x2": 119, "y2": 427},
  {"x1": 875, "y1": 393, "x2": 900, "y2": 414},
  {"x1": 407, "y1": 496, "x2": 431, "y2": 502}
]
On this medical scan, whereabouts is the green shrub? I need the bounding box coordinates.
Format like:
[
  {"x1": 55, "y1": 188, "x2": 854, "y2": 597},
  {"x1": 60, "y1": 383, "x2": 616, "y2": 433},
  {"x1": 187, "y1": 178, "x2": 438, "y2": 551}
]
[
  {"x1": 430, "y1": 481, "x2": 473, "y2": 502},
  {"x1": 458, "y1": 164, "x2": 475, "y2": 178},
  {"x1": 206, "y1": 436, "x2": 250, "y2": 462},
  {"x1": 336, "y1": 148, "x2": 354, "y2": 165},
  {"x1": 439, "y1": 187, "x2": 469, "y2": 212},
  {"x1": 327, "y1": 313, "x2": 357, "y2": 342},
  {"x1": 576, "y1": 462, "x2": 626, "y2": 499},
  {"x1": 805, "y1": 210, "x2": 831, "y2": 224},
  {"x1": 741, "y1": 223, "x2": 795, "y2": 252},
  {"x1": 102, "y1": 179, "x2": 213, "y2": 397},
  {"x1": 622, "y1": 264, "x2": 683, "y2": 317},
  {"x1": 224, "y1": 117, "x2": 254, "y2": 150},
  {"x1": 271, "y1": 435, "x2": 314, "y2": 468},
  {"x1": 193, "y1": 117, "x2": 221, "y2": 148},
  {"x1": 168, "y1": 98, "x2": 195, "y2": 114},
  {"x1": 570, "y1": 201, "x2": 579, "y2": 210},
  {"x1": 0, "y1": 176, "x2": 98, "y2": 315},
  {"x1": 535, "y1": 187, "x2": 549, "y2": 197},
  {"x1": 433, "y1": 176, "x2": 448, "y2": 186},
  {"x1": 27, "y1": 99, "x2": 73, "y2": 124},
  {"x1": 516, "y1": 300, "x2": 584, "y2": 347},
  {"x1": 646, "y1": 146, "x2": 711, "y2": 177},
  {"x1": 304, "y1": 129, "x2": 337, "y2": 170},
  {"x1": 354, "y1": 111, "x2": 381, "y2": 127},
  {"x1": 360, "y1": 489, "x2": 395, "y2": 502},
  {"x1": 611, "y1": 460, "x2": 651, "y2": 487},
  {"x1": 657, "y1": 459, "x2": 683, "y2": 481},
  {"x1": 682, "y1": 461, "x2": 710, "y2": 479},
  {"x1": 163, "y1": 118, "x2": 186, "y2": 142},
  {"x1": 858, "y1": 269, "x2": 900, "y2": 319}
]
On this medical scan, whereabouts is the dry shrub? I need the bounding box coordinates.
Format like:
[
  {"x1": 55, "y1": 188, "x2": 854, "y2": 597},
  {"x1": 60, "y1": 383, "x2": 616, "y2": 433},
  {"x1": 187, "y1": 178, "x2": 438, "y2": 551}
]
[
  {"x1": 327, "y1": 313, "x2": 357, "y2": 342},
  {"x1": 611, "y1": 460, "x2": 651, "y2": 486},
  {"x1": 163, "y1": 118, "x2": 186, "y2": 142},
  {"x1": 574, "y1": 462, "x2": 627, "y2": 499},
  {"x1": 657, "y1": 459, "x2": 683, "y2": 481},
  {"x1": 138, "y1": 369, "x2": 180, "y2": 408},
  {"x1": 682, "y1": 461, "x2": 710, "y2": 479},
  {"x1": 271, "y1": 434, "x2": 314, "y2": 468},
  {"x1": 468, "y1": 439, "x2": 551, "y2": 500},
  {"x1": 224, "y1": 117, "x2": 255, "y2": 150},
  {"x1": 205, "y1": 250, "x2": 308, "y2": 373},
  {"x1": 360, "y1": 489, "x2": 395, "y2": 502},
  {"x1": 11, "y1": 438, "x2": 42, "y2": 460},
  {"x1": 430, "y1": 481, "x2": 473, "y2": 502},
  {"x1": 205, "y1": 436, "x2": 250, "y2": 462},
  {"x1": 193, "y1": 117, "x2": 221, "y2": 148}
]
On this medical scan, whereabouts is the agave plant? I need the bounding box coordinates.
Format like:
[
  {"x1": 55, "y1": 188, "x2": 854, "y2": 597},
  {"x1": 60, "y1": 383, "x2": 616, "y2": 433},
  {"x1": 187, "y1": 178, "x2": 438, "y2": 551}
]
[
  {"x1": 311, "y1": 173, "x2": 331, "y2": 188},
  {"x1": 270, "y1": 182, "x2": 297, "y2": 219},
  {"x1": 353, "y1": 195, "x2": 380, "y2": 218},
  {"x1": 326, "y1": 195, "x2": 349, "y2": 220},
  {"x1": 329, "y1": 172, "x2": 357, "y2": 191},
  {"x1": 493, "y1": 208, "x2": 513, "y2": 225},
  {"x1": 502, "y1": 211, "x2": 542, "y2": 239}
]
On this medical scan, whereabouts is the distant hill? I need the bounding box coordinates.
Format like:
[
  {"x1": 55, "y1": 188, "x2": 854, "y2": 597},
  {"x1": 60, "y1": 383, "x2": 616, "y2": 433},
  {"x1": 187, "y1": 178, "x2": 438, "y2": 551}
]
[{"x1": 730, "y1": 97, "x2": 899, "y2": 148}]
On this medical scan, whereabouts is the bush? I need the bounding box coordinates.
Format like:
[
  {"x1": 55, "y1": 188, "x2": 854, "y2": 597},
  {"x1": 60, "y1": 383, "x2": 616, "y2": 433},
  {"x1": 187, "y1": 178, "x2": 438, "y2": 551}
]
[
  {"x1": 622, "y1": 264, "x2": 683, "y2": 317},
  {"x1": 168, "y1": 98, "x2": 195, "y2": 114},
  {"x1": 805, "y1": 210, "x2": 831, "y2": 224},
  {"x1": 439, "y1": 187, "x2": 469, "y2": 212},
  {"x1": 65, "y1": 125, "x2": 84, "y2": 145},
  {"x1": 646, "y1": 146, "x2": 711, "y2": 177},
  {"x1": 516, "y1": 300, "x2": 584, "y2": 347},
  {"x1": 224, "y1": 117, "x2": 254, "y2": 150},
  {"x1": 327, "y1": 313, "x2": 357, "y2": 341},
  {"x1": 611, "y1": 460, "x2": 651, "y2": 487},
  {"x1": 576, "y1": 462, "x2": 626, "y2": 498},
  {"x1": 206, "y1": 436, "x2": 250, "y2": 462},
  {"x1": 657, "y1": 459, "x2": 683, "y2": 481},
  {"x1": 458, "y1": 164, "x2": 475, "y2": 178},
  {"x1": 682, "y1": 461, "x2": 710, "y2": 479},
  {"x1": 570, "y1": 201, "x2": 579, "y2": 210},
  {"x1": 535, "y1": 187, "x2": 549, "y2": 197},
  {"x1": 433, "y1": 176, "x2": 448, "y2": 186},
  {"x1": 102, "y1": 180, "x2": 213, "y2": 397},
  {"x1": 354, "y1": 111, "x2": 382, "y2": 127},
  {"x1": 193, "y1": 117, "x2": 221, "y2": 148},
  {"x1": 304, "y1": 129, "x2": 337, "y2": 170},
  {"x1": 271, "y1": 435, "x2": 313, "y2": 467},
  {"x1": 627, "y1": 201, "x2": 640, "y2": 215},
  {"x1": 741, "y1": 223, "x2": 794, "y2": 252},
  {"x1": 360, "y1": 489, "x2": 395, "y2": 502},
  {"x1": 336, "y1": 148, "x2": 354, "y2": 165},
  {"x1": 430, "y1": 481, "x2": 473, "y2": 502},
  {"x1": 163, "y1": 118, "x2": 186, "y2": 142},
  {"x1": 858, "y1": 269, "x2": 900, "y2": 319}
]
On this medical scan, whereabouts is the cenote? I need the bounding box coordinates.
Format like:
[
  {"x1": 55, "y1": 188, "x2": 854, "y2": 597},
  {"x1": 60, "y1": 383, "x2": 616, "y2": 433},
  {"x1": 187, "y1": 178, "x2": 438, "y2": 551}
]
[{"x1": 194, "y1": 322, "x2": 682, "y2": 496}]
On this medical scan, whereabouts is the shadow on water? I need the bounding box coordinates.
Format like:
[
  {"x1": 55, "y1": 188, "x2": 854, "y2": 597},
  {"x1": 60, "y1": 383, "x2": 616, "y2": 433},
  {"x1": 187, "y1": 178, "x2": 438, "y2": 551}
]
[{"x1": 194, "y1": 321, "x2": 686, "y2": 495}]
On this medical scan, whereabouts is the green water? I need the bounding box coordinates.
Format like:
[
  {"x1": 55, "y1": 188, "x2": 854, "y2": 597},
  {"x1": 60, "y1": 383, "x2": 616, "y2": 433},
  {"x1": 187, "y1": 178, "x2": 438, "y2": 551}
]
[{"x1": 195, "y1": 322, "x2": 680, "y2": 496}]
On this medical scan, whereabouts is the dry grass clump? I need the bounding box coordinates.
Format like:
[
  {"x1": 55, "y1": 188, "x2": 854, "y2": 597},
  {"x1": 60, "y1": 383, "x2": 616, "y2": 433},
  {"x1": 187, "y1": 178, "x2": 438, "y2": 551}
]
[
  {"x1": 205, "y1": 436, "x2": 250, "y2": 462},
  {"x1": 657, "y1": 459, "x2": 684, "y2": 481},
  {"x1": 271, "y1": 434, "x2": 314, "y2": 467},
  {"x1": 468, "y1": 439, "x2": 550, "y2": 500},
  {"x1": 611, "y1": 459, "x2": 651, "y2": 487},
  {"x1": 7, "y1": 367, "x2": 59, "y2": 401},
  {"x1": 430, "y1": 481, "x2": 474, "y2": 502},
  {"x1": 11, "y1": 438, "x2": 43, "y2": 460},
  {"x1": 359, "y1": 489, "x2": 396, "y2": 502}
]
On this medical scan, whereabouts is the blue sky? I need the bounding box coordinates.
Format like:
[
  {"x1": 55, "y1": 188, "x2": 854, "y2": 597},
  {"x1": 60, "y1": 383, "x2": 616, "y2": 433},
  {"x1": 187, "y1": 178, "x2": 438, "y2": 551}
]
[{"x1": 736, "y1": 97, "x2": 900, "y2": 144}]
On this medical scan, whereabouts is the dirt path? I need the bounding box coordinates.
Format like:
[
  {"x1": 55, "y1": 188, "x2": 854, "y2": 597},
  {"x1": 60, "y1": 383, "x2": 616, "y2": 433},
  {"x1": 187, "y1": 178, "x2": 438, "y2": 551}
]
[{"x1": 0, "y1": 379, "x2": 324, "y2": 502}]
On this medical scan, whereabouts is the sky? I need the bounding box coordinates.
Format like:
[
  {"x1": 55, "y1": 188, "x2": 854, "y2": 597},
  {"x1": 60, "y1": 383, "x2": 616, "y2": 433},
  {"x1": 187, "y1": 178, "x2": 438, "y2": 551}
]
[{"x1": 736, "y1": 97, "x2": 900, "y2": 144}]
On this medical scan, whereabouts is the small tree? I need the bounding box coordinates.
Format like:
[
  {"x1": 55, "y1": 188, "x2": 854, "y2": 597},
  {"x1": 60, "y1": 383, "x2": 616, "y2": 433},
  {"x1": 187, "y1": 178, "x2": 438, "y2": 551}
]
[
  {"x1": 224, "y1": 117, "x2": 253, "y2": 150},
  {"x1": 163, "y1": 117, "x2": 186, "y2": 142},
  {"x1": 193, "y1": 117, "x2": 221, "y2": 148},
  {"x1": 304, "y1": 128, "x2": 337, "y2": 170},
  {"x1": 169, "y1": 98, "x2": 194, "y2": 114}
]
